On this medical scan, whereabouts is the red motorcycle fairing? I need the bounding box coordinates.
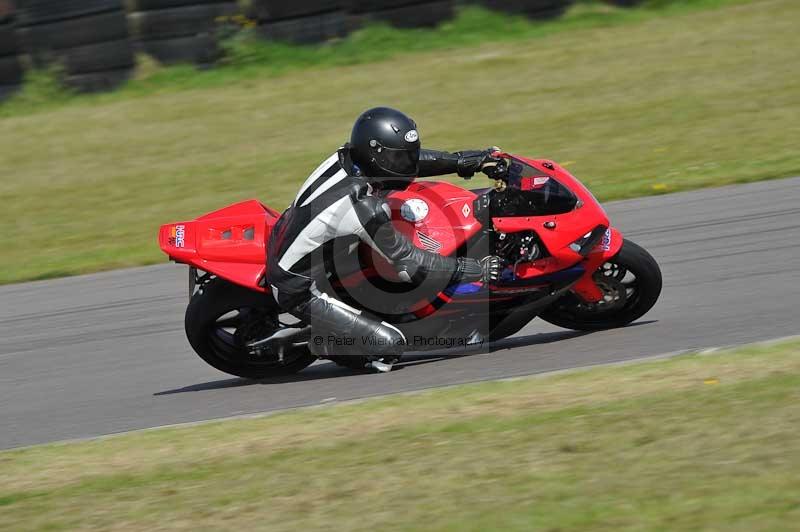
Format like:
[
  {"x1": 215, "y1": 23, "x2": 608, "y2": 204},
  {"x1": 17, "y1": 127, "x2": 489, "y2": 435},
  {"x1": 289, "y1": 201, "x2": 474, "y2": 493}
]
[
  {"x1": 158, "y1": 154, "x2": 622, "y2": 305},
  {"x1": 488, "y1": 155, "x2": 624, "y2": 302},
  {"x1": 159, "y1": 182, "x2": 486, "y2": 293},
  {"x1": 159, "y1": 200, "x2": 280, "y2": 291},
  {"x1": 386, "y1": 181, "x2": 482, "y2": 256}
]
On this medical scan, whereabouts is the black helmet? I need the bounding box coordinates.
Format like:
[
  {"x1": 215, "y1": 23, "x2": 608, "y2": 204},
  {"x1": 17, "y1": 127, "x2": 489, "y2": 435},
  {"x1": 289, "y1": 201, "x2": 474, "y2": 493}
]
[{"x1": 349, "y1": 107, "x2": 421, "y2": 183}]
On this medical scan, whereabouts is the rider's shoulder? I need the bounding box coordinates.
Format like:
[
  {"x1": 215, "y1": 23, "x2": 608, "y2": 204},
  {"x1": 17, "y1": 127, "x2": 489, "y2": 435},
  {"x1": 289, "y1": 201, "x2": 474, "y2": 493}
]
[
  {"x1": 334, "y1": 144, "x2": 382, "y2": 204},
  {"x1": 347, "y1": 175, "x2": 374, "y2": 201}
]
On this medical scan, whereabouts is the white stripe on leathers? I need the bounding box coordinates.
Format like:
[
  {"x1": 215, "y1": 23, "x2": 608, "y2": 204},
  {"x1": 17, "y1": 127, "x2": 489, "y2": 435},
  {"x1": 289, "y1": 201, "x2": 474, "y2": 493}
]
[
  {"x1": 300, "y1": 169, "x2": 347, "y2": 207},
  {"x1": 294, "y1": 152, "x2": 340, "y2": 204},
  {"x1": 277, "y1": 195, "x2": 390, "y2": 272}
]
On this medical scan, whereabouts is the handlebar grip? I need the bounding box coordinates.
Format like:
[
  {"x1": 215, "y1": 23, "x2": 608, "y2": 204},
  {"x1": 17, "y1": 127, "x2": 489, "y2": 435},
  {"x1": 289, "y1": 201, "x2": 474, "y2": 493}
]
[{"x1": 483, "y1": 158, "x2": 508, "y2": 180}]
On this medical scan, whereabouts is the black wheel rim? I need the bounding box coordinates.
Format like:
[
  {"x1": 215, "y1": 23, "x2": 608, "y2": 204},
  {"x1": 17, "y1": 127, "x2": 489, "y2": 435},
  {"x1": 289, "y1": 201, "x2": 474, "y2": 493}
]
[{"x1": 207, "y1": 307, "x2": 309, "y2": 369}]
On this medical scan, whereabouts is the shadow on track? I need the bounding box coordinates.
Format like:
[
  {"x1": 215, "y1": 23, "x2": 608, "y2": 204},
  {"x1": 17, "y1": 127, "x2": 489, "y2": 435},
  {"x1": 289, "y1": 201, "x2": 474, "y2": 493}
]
[{"x1": 153, "y1": 328, "x2": 612, "y2": 396}]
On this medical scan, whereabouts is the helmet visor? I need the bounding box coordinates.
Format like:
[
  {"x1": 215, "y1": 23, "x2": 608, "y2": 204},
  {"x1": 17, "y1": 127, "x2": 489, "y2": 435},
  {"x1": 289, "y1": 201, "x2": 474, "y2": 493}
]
[{"x1": 376, "y1": 145, "x2": 420, "y2": 177}]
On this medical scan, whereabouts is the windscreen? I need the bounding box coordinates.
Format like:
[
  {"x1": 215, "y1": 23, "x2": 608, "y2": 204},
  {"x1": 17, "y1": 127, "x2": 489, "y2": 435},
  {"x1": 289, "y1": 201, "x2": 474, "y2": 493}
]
[{"x1": 501, "y1": 158, "x2": 577, "y2": 215}]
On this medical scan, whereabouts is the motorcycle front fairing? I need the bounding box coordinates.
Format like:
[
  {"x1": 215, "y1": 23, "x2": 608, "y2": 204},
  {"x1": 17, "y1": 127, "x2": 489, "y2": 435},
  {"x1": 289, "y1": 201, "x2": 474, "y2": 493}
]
[
  {"x1": 347, "y1": 156, "x2": 621, "y2": 326},
  {"x1": 380, "y1": 154, "x2": 622, "y2": 303},
  {"x1": 478, "y1": 154, "x2": 623, "y2": 303}
]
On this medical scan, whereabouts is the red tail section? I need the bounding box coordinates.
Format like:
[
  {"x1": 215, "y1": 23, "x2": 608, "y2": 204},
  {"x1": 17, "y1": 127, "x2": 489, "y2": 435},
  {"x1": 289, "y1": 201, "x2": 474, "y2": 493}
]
[{"x1": 158, "y1": 200, "x2": 281, "y2": 291}]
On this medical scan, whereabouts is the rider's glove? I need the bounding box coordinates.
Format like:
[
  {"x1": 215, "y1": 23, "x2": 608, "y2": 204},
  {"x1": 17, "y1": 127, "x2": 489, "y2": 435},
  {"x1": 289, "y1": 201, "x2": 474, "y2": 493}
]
[
  {"x1": 455, "y1": 148, "x2": 502, "y2": 179},
  {"x1": 479, "y1": 255, "x2": 503, "y2": 283},
  {"x1": 456, "y1": 256, "x2": 503, "y2": 284}
]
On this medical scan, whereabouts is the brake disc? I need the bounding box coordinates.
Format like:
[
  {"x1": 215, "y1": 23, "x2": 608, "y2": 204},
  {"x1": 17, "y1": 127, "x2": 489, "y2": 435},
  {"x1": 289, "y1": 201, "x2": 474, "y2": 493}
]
[{"x1": 592, "y1": 275, "x2": 628, "y2": 312}]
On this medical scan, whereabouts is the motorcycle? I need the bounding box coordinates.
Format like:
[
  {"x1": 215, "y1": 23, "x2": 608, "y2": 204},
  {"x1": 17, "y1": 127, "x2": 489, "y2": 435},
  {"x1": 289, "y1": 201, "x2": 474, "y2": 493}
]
[{"x1": 158, "y1": 152, "x2": 662, "y2": 378}]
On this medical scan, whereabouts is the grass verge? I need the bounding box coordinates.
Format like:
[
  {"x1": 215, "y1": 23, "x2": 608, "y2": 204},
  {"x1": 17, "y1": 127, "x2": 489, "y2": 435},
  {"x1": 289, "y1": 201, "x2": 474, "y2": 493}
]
[
  {"x1": 1, "y1": 339, "x2": 798, "y2": 530},
  {"x1": 0, "y1": 0, "x2": 755, "y2": 115},
  {"x1": 0, "y1": 0, "x2": 798, "y2": 284}
]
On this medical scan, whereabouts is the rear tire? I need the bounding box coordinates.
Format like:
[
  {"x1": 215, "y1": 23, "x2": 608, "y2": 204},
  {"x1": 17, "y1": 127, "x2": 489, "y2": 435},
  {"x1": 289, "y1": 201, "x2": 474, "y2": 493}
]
[
  {"x1": 18, "y1": 10, "x2": 130, "y2": 51},
  {"x1": 137, "y1": 34, "x2": 221, "y2": 65},
  {"x1": 539, "y1": 239, "x2": 662, "y2": 331},
  {"x1": 246, "y1": 0, "x2": 341, "y2": 22},
  {"x1": 124, "y1": 0, "x2": 230, "y2": 10},
  {"x1": 127, "y1": 3, "x2": 239, "y2": 39},
  {"x1": 64, "y1": 67, "x2": 132, "y2": 92},
  {"x1": 16, "y1": 0, "x2": 121, "y2": 26},
  {"x1": 350, "y1": 1, "x2": 454, "y2": 29},
  {"x1": 185, "y1": 278, "x2": 316, "y2": 379},
  {"x1": 54, "y1": 39, "x2": 135, "y2": 74},
  {"x1": 256, "y1": 10, "x2": 349, "y2": 44},
  {"x1": 476, "y1": 0, "x2": 570, "y2": 20}
]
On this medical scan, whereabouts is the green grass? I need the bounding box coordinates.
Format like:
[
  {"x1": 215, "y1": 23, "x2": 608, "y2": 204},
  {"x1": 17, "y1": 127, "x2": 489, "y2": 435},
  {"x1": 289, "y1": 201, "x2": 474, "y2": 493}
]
[
  {"x1": 1, "y1": 339, "x2": 798, "y2": 531},
  {"x1": 1, "y1": 0, "x2": 798, "y2": 284},
  {"x1": 0, "y1": 0, "x2": 755, "y2": 116}
]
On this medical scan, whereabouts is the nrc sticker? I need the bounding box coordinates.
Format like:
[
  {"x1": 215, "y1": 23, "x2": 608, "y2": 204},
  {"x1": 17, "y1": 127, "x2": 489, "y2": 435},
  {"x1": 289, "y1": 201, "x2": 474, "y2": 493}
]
[{"x1": 170, "y1": 225, "x2": 186, "y2": 248}]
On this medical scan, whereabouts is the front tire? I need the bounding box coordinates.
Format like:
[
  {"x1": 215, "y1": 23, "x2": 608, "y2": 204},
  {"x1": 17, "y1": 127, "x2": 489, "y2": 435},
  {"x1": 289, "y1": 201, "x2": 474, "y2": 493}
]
[
  {"x1": 185, "y1": 278, "x2": 316, "y2": 379},
  {"x1": 539, "y1": 239, "x2": 662, "y2": 331}
]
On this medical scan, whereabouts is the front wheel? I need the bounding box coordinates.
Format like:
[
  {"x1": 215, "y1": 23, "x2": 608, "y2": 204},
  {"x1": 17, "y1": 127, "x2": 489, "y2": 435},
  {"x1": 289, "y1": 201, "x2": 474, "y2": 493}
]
[
  {"x1": 539, "y1": 239, "x2": 662, "y2": 331},
  {"x1": 185, "y1": 278, "x2": 316, "y2": 379}
]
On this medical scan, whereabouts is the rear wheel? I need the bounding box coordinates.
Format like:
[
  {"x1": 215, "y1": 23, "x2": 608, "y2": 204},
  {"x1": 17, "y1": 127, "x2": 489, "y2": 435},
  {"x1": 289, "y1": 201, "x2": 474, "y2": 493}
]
[
  {"x1": 539, "y1": 239, "x2": 662, "y2": 331},
  {"x1": 185, "y1": 278, "x2": 316, "y2": 379}
]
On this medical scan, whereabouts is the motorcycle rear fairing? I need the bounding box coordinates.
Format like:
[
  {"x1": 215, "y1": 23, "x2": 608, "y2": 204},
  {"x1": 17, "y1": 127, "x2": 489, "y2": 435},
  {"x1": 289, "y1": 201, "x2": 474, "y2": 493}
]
[{"x1": 159, "y1": 199, "x2": 281, "y2": 291}]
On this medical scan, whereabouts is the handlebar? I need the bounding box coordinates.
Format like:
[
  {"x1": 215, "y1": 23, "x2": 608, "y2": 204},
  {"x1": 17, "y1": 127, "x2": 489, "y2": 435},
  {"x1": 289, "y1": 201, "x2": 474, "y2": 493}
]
[{"x1": 482, "y1": 157, "x2": 508, "y2": 181}]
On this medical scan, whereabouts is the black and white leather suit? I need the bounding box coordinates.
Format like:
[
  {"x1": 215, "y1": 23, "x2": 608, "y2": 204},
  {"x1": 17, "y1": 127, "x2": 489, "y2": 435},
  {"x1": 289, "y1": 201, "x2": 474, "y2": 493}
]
[{"x1": 267, "y1": 146, "x2": 488, "y2": 363}]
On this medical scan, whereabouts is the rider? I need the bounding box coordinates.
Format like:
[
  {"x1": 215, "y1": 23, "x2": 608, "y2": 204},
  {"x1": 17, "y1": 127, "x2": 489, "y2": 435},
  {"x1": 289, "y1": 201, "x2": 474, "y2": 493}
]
[{"x1": 267, "y1": 107, "x2": 502, "y2": 372}]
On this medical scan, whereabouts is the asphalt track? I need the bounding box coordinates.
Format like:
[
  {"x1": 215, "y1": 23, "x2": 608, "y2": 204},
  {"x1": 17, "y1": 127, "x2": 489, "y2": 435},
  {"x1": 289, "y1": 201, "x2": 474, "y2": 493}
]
[{"x1": 2, "y1": 178, "x2": 799, "y2": 449}]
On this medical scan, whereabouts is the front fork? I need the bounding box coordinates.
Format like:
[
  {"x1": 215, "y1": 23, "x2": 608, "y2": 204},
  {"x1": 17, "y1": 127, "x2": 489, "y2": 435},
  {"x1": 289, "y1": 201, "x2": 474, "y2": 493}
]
[{"x1": 571, "y1": 228, "x2": 624, "y2": 304}]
